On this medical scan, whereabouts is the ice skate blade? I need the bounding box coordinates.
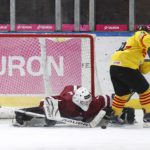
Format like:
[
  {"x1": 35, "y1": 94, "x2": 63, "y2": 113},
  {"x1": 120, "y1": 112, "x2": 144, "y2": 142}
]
[
  {"x1": 143, "y1": 122, "x2": 150, "y2": 128},
  {"x1": 12, "y1": 122, "x2": 27, "y2": 127}
]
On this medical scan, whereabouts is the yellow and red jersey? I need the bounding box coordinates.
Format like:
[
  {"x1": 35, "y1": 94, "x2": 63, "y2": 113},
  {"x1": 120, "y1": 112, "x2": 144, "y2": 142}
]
[{"x1": 110, "y1": 31, "x2": 150, "y2": 69}]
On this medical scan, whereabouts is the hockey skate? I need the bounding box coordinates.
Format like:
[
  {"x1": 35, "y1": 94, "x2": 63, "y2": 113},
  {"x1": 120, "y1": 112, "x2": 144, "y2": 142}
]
[
  {"x1": 13, "y1": 110, "x2": 33, "y2": 127},
  {"x1": 110, "y1": 107, "x2": 136, "y2": 126},
  {"x1": 120, "y1": 107, "x2": 136, "y2": 124},
  {"x1": 110, "y1": 115, "x2": 125, "y2": 125},
  {"x1": 143, "y1": 112, "x2": 150, "y2": 128},
  {"x1": 13, "y1": 113, "x2": 28, "y2": 127},
  {"x1": 13, "y1": 107, "x2": 58, "y2": 127}
]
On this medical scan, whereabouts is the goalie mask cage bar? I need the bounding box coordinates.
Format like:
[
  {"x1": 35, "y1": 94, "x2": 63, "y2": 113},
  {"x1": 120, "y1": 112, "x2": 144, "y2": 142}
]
[{"x1": 0, "y1": 33, "x2": 100, "y2": 107}]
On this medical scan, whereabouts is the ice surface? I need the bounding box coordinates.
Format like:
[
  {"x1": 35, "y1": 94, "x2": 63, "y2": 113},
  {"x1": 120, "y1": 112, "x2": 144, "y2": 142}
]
[{"x1": 0, "y1": 110, "x2": 149, "y2": 150}]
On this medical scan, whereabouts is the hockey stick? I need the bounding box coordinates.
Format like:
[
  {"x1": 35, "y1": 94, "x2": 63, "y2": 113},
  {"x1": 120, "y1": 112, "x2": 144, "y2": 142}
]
[
  {"x1": 126, "y1": 90, "x2": 135, "y2": 102},
  {"x1": 46, "y1": 109, "x2": 106, "y2": 128},
  {"x1": 0, "y1": 106, "x2": 45, "y2": 118},
  {"x1": 14, "y1": 109, "x2": 45, "y2": 118},
  {"x1": 147, "y1": 48, "x2": 150, "y2": 58},
  {"x1": 14, "y1": 109, "x2": 90, "y2": 127},
  {"x1": 0, "y1": 105, "x2": 106, "y2": 128}
]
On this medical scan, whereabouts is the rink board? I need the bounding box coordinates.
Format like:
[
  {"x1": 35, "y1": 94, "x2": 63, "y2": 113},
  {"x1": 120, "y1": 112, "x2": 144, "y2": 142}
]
[{"x1": 0, "y1": 96, "x2": 42, "y2": 107}]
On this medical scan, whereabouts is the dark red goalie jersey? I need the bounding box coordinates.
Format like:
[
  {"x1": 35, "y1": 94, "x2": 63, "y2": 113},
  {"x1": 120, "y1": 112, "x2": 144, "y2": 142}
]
[{"x1": 53, "y1": 85, "x2": 111, "y2": 121}]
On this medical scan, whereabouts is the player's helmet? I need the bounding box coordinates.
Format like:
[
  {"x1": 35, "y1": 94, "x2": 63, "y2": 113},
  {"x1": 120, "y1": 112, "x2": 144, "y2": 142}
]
[
  {"x1": 72, "y1": 87, "x2": 92, "y2": 111},
  {"x1": 136, "y1": 25, "x2": 149, "y2": 32}
]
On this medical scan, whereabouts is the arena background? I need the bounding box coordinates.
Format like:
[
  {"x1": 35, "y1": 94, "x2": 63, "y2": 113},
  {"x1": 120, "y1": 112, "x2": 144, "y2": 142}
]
[{"x1": 0, "y1": 0, "x2": 150, "y2": 109}]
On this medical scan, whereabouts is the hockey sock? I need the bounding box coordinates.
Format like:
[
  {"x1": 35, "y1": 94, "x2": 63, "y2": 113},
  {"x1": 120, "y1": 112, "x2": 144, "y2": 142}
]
[
  {"x1": 112, "y1": 94, "x2": 130, "y2": 116},
  {"x1": 139, "y1": 87, "x2": 150, "y2": 113}
]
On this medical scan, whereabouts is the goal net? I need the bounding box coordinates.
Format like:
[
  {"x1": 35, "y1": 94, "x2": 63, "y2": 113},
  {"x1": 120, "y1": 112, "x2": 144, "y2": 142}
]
[{"x1": 0, "y1": 33, "x2": 101, "y2": 118}]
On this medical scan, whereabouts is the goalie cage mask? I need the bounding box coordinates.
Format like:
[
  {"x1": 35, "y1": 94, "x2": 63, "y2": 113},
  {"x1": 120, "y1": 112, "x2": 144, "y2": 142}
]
[{"x1": 72, "y1": 87, "x2": 92, "y2": 111}]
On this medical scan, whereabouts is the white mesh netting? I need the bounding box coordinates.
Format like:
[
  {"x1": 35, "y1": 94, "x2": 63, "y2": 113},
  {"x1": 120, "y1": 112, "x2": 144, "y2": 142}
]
[{"x1": 0, "y1": 34, "x2": 99, "y2": 118}]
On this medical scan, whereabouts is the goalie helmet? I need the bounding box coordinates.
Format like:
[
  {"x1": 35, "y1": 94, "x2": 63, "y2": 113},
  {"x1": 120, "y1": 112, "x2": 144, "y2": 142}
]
[{"x1": 72, "y1": 87, "x2": 92, "y2": 111}]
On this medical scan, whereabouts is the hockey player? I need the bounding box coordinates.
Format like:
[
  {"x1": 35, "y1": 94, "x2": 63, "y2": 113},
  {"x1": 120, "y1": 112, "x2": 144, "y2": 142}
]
[
  {"x1": 14, "y1": 85, "x2": 135, "y2": 128},
  {"x1": 110, "y1": 25, "x2": 150, "y2": 127}
]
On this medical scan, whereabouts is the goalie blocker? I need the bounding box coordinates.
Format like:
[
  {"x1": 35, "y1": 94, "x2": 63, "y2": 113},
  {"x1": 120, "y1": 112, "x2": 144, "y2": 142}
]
[{"x1": 13, "y1": 85, "x2": 135, "y2": 128}]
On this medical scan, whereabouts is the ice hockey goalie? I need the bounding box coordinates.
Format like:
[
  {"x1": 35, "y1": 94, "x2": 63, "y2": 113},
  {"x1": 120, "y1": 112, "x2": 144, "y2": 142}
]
[{"x1": 13, "y1": 85, "x2": 135, "y2": 128}]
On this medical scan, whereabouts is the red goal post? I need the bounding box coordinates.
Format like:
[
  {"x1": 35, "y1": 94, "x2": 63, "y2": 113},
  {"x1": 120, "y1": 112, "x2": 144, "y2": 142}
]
[{"x1": 0, "y1": 33, "x2": 101, "y2": 110}]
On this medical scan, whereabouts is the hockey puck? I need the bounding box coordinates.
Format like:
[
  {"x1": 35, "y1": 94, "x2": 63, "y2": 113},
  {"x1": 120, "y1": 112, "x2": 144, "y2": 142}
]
[{"x1": 101, "y1": 126, "x2": 106, "y2": 129}]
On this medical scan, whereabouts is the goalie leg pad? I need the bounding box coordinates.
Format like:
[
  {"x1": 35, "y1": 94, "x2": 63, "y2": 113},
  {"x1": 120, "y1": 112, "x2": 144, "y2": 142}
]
[
  {"x1": 89, "y1": 109, "x2": 106, "y2": 128},
  {"x1": 99, "y1": 107, "x2": 114, "y2": 128},
  {"x1": 43, "y1": 97, "x2": 61, "y2": 120}
]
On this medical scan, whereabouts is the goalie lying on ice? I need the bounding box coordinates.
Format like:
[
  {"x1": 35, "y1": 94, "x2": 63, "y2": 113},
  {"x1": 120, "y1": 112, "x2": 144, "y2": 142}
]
[{"x1": 13, "y1": 85, "x2": 135, "y2": 128}]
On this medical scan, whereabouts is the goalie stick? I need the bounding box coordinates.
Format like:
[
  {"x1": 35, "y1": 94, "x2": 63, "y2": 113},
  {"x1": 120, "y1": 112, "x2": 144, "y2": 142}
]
[
  {"x1": 44, "y1": 107, "x2": 106, "y2": 128},
  {"x1": 16, "y1": 109, "x2": 106, "y2": 128},
  {"x1": 0, "y1": 106, "x2": 106, "y2": 128}
]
